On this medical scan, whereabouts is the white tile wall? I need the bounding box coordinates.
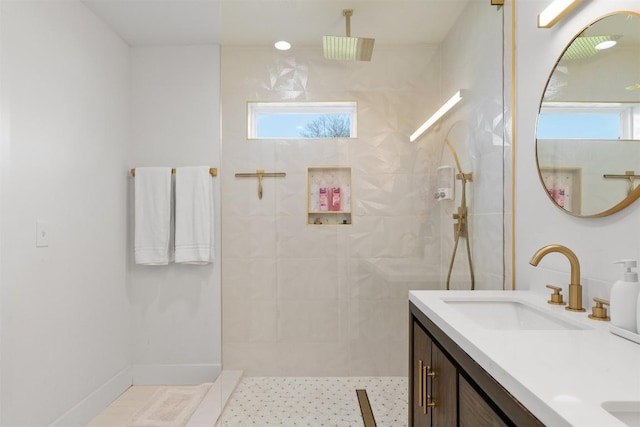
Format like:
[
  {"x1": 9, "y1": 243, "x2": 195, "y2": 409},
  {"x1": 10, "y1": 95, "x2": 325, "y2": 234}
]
[
  {"x1": 221, "y1": 2, "x2": 509, "y2": 376},
  {"x1": 435, "y1": 1, "x2": 511, "y2": 291}
]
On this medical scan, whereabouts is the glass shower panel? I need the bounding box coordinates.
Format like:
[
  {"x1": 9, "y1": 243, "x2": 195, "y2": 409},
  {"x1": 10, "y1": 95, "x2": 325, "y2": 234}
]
[{"x1": 220, "y1": 0, "x2": 511, "y2": 383}]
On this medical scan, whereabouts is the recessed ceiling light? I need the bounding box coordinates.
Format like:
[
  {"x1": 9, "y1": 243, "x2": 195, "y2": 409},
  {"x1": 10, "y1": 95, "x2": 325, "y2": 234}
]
[
  {"x1": 274, "y1": 41, "x2": 291, "y2": 51},
  {"x1": 595, "y1": 40, "x2": 617, "y2": 51}
]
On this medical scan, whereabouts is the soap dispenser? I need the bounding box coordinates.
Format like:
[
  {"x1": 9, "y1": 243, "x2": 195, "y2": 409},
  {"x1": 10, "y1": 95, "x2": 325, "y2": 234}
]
[{"x1": 610, "y1": 260, "x2": 640, "y2": 333}]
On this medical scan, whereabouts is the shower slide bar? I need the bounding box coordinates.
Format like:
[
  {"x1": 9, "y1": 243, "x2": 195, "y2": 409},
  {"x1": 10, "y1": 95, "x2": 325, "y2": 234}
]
[
  {"x1": 130, "y1": 167, "x2": 218, "y2": 177},
  {"x1": 235, "y1": 169, "x2": 286, "y2": 200}
]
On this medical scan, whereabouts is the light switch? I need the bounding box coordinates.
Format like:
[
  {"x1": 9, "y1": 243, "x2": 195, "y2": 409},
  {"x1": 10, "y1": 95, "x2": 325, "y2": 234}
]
[{"x1": 36, "y1": 221, "x2": 49, "y2": 247}]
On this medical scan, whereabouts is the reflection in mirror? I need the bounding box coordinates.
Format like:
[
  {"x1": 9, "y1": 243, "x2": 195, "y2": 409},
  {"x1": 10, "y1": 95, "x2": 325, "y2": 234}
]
[{"x1": 536, "y1": 12, "x2": 640, "y2": 217}]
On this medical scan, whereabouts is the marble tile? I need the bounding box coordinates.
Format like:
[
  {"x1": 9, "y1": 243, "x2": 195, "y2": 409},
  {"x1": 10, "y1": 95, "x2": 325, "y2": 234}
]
[
  {"x1": 348, "y1": 339, "x2": 408, "y2": 377},
  {"x1": 275, "y1": 218, "x2": 340, "y2": 259},
  {"x1": 223, "y1": 300, "x2": 278, "y2": 343},
  {"x1": 222, "y1": 258, "x2": 277, "y2": 300},
  {"x1": 274, "y1": 343, "x2": 351, "y2": 377},
  {"x1": 277, "y1": 259, "x2": 341, "y2": 301},
  {"x1": 348, "y1": 216, "x2": 424, "y2": 259},
  {"x1": 473, "y1": 149, "x2": 506, "y2": 215},
  {"x1": 221, "y1": 216, "x2": 276, "y2": 259},
  {"x1": 472, "y1": 212, "x2": 506, "y2": 282},
  {"x1": 272, "y1": 169, "x2": 307, "y2": 217},
  {"x1": 277, "y1": 300, "x2": 340, "y2": 343},
  {"x1": 222, "y1": 343, "x2": 281, "y2": 377},
  {"x1": 347, "y1": 299, "x2": 408, "y2": 345},
  {"x1": 354, "y1": 173, "x2": 418, "y2": 216},
  {"x1": 219, "y1": 377, "x2": 408, "y2": 427},
  {"x1": 220, "y1": 23, "x2": 509, "y2": 376}
]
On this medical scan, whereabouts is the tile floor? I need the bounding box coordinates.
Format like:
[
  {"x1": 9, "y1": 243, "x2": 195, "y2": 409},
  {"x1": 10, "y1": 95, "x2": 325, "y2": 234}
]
[
  {"x1": 219, "y1": 377, "x2": 408, "y2": 427},
  {"x1": 86, "y1": 375, "x2": 407, "y2": 427}
]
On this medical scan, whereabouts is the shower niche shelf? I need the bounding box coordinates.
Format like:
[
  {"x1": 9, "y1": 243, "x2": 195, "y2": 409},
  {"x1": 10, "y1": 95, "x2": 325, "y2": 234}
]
[{"x1": 307, "y1": 166, "x2": 352, "y2": 226}]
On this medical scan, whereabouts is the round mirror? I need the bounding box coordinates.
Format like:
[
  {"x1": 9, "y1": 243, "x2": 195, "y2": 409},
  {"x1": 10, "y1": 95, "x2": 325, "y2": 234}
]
[{"x1": 536, "y1": 12, "x2": 640, "y2": 217}]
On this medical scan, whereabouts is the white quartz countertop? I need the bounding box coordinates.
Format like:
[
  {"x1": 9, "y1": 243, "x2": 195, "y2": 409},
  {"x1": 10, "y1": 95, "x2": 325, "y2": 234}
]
[{"x1": 409, "y1": 290, "x2": 640, "y2": 427}]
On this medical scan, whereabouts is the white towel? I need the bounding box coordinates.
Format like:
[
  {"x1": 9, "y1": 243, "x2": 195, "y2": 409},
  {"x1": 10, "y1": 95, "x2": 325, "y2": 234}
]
[
  {"x1": 134, "y1": 167, "x2": 173, "y2": 265},
  {"x1": 175, "y1": 166, "x2": 215, "y2": 264}
]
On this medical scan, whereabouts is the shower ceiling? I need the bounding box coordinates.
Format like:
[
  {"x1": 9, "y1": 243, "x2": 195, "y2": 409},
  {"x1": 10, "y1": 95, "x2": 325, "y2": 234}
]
[{"x1": 82, "y1": 0, "x2": 471, "y2": 47}]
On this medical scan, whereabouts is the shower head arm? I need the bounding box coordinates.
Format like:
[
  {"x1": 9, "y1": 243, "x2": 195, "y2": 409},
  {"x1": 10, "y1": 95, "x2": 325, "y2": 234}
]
[{"x1": 343, "y1": 9, "x2": 353, "y2": 37}]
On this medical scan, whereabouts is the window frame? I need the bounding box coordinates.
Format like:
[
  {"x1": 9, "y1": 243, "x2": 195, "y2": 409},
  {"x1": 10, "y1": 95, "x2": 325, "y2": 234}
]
[{"x1": 247, "y1": 101, "x2": 358, "y2": 140}]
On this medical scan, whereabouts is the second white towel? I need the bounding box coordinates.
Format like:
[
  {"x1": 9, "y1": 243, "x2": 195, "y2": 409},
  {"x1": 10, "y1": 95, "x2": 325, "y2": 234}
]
[{"x1": 175, "y1": 166, "x2": 215, "y2": 264}]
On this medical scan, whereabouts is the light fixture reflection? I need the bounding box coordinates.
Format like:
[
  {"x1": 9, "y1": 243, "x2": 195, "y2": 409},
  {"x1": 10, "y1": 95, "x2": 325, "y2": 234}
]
[
  {"x1": 595, "y1": 40, "x2": 617, "y2": 51},
  {"x1": 537, "y1": 0, "x2": 582, "y2": 28},
  {"x1": 274, "y1": 41, "x2": 291, "y2": 51},
  {"x1": 410, "y1": 91, "x2": 463, "y2": 142}
]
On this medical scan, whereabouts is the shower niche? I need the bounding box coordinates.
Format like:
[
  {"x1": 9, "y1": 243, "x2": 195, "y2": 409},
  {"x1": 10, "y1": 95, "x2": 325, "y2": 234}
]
[{"x1": 307, "y1": 166, "x2": 352, "y2": 225}]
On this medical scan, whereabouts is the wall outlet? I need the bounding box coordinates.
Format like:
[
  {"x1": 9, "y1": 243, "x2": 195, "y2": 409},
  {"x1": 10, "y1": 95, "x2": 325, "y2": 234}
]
[{"x1": 36, "y1": 221, "x2": 49, "y2": 247}]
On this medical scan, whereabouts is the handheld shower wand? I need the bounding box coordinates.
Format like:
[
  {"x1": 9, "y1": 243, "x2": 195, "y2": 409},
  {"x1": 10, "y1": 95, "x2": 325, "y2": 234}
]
[{"x1": 444, "y1": 138, "x2": 475, "y2": 291}]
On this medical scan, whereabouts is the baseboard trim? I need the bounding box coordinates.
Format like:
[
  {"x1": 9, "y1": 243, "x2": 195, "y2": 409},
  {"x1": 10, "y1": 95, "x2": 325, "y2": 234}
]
[
  {"x1": 132, "y1": 363, "x2": 222, "y2": 385},
  {"x1": 50, "y1": 366, "x2": 132, "y2": 427}
]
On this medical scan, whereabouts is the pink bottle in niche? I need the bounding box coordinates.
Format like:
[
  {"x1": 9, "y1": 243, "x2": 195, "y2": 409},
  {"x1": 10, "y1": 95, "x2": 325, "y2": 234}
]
[
  {"x1": 319, "y1": 179, "x2": 329, "y2": 211},
  {"x1": 330, "y1": 185, "x2": 341, "y2": 211},
  {"x1": 555, "y1": 188, "x2": 565, "y2": 208}
]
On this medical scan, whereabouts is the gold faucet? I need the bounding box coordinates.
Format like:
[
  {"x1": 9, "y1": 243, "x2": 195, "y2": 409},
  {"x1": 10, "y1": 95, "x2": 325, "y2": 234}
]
[{"x1": 529, "y1": 244, "x2": 585, "y2": 312}]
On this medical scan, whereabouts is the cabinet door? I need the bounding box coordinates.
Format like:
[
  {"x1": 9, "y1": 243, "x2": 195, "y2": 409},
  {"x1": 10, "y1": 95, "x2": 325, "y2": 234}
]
[
  {"x1": 459, "y1": 375, "x2": 507, "y2": 427},
  {"x1": 412, "y1": 321, "x2": 431, "y2": 427},
  {"x1": 431, "y1": 343, "x2": 457, "y2": 427}
]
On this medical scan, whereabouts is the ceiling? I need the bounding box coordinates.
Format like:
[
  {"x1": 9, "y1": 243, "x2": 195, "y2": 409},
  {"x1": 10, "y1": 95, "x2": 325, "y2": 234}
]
[{"x1": 81, "y1": 0, "x2": 474, "y2": 47}]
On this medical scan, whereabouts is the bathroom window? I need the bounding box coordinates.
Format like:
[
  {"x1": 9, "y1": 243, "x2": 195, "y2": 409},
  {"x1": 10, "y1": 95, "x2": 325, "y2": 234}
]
[{"x1": 247, "y1": 101, "x2": 357, "y2": 139}]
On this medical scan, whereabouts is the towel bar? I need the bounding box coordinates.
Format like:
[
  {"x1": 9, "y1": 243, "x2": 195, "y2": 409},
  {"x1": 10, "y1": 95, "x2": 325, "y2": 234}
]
[
  {"x1": 603, "y1": 170, "x2": 639, "y2": 195},
  {"x1": 130, "y1": 168, "x2": 217, "y2": 177}
]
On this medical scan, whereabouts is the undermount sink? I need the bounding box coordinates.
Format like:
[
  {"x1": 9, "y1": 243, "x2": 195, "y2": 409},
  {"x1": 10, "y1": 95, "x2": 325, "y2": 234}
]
[
  {"x1": 602, "y1": 401, "x2": 640, "y2": 426},
  {"x1": 443, "y1": 298, "x2": 591, "y2": 331}
]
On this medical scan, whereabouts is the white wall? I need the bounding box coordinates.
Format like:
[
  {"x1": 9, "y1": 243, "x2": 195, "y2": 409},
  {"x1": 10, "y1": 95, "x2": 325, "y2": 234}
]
[
  {"x1": 128, "y1": 45, "x2": 222, "y2": 384},
  {"x1": 0, "y1": 2, "x2": 131, "y2": 425},
  {"x1": 516, "y1": 0, "x2": 640, "y2": 304},
  {"x1": 0, "y1": 4, "x2": 223, "y2": 424}
]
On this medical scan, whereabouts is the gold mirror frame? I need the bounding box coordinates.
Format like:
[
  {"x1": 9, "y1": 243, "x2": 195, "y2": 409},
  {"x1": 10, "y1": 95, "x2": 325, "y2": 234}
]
[{"x1": 535, "y1": 11, "x2": 640, "y2": 218}]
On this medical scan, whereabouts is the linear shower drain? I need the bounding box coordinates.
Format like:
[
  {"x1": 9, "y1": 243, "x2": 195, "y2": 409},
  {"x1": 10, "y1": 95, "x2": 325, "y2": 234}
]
[{"x1": 356, "y1": 389, "x2": 377, "y2": 427}]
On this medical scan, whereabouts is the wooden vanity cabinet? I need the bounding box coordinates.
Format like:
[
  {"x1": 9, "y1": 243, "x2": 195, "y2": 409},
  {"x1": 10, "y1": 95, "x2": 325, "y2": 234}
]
[
  {"x1": 410, "y1": 302, "x2": 544, "y2": 427},
  {"x1": 459, "y1": 376, "x2": 507, "y2": 427},
  {"x1": 412, "y1": 322, "x2": 457, "y2": 426}
]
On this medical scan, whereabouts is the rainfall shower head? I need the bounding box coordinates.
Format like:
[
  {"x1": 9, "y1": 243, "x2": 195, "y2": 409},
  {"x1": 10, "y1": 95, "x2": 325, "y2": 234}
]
[{"x1": 323, "y1": 9, "x2": 375, "y2": 61}]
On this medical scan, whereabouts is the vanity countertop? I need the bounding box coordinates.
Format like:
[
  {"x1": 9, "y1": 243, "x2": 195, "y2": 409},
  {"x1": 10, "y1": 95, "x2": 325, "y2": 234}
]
[{"x1": 409, "y1": 290, "x2": 640, "y2": 427}]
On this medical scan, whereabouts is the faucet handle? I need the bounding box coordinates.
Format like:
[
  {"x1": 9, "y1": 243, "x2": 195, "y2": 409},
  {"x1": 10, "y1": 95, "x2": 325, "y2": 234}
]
[
  {"x1": 545, "y1": 285, "x2": 566, "y2": 305},
  {"x1": 588, "y1": 298, "x2": 610, "y2": 321}
]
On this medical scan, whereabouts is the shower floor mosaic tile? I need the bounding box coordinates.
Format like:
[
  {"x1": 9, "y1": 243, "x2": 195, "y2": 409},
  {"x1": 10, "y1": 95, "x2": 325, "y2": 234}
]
[{"x1": 219, "y1": 376, "x2": 408, "y2": 427}]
